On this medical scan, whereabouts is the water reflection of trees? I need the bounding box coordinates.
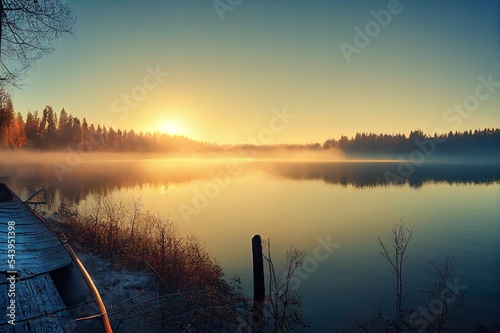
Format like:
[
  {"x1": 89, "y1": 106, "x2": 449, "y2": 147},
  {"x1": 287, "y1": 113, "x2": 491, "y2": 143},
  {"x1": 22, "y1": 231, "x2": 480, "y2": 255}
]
[
  {"x1": 0, "y1": 160, "x2": 232, "y2": 203},
  {"x1": 1, "y1": 161, "x2": 499, "y2": 204},
  {"x1": 254, "y1": 162, "x2": 500, "y2": 189}
]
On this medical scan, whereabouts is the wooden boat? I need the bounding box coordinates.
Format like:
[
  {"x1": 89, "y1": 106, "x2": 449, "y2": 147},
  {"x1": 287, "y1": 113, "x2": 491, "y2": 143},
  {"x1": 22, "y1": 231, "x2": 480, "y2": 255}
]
[{"x1": 0, "y1": 183, "x2": 113, "y2": 332}]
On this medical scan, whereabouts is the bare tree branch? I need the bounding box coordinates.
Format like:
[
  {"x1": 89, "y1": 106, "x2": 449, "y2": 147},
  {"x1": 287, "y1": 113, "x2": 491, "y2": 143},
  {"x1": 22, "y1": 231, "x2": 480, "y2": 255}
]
[
  {"x1": 0, "y1": 0, "x2": 76, "y2": 86},
  {"x1": 378, "y1": 219, "x2": 414, "y2": 328}
]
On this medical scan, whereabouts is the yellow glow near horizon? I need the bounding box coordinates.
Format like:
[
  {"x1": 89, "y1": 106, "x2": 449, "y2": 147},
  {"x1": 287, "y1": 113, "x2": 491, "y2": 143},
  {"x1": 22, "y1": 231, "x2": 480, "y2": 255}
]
[{"x1": 157, "y1": 120, "x2": 186, "y2": 136}]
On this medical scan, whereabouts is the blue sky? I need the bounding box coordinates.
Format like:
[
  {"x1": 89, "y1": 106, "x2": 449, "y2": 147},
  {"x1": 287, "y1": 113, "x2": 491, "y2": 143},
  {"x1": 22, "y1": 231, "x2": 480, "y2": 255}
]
[{"x1": 10, "y1": 0, "x2": 500, "y2": 144}]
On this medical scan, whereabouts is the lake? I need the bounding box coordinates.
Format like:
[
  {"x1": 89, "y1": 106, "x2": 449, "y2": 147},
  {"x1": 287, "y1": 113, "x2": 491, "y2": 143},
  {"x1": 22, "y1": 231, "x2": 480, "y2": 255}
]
[{"x1": 2, "y1": 156, "x2": 499, "y2": 331}]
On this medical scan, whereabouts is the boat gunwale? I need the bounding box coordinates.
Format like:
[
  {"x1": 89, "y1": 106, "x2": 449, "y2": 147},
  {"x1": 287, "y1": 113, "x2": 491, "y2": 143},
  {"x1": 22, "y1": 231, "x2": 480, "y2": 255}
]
[{"x1": 0, "y1": 183, "x2": 113, "y2": 332}]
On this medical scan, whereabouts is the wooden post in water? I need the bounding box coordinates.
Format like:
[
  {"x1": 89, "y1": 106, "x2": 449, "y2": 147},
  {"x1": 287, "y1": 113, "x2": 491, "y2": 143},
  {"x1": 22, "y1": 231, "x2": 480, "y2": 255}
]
[{"x1": 252, "y1": 235, "x2": 265, "y2": 332}]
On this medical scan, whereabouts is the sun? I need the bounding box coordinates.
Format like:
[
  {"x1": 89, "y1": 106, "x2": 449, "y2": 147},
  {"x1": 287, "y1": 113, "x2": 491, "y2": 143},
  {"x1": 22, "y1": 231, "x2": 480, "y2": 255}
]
[{"x1": 157, "y1": 120, "x2": 185, "y2": 136}]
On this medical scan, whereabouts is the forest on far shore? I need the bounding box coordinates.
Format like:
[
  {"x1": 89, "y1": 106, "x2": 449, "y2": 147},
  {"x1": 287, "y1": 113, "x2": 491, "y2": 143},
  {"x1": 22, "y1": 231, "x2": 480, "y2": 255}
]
[{"x1": 0, "y1": 94, "x2": 499, "y2": 159}]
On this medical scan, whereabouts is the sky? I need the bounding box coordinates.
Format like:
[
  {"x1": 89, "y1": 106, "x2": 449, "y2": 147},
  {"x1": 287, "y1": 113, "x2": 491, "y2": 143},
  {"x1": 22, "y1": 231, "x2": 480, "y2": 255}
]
[{"x1": 10, "y1": 0, "x2": 500, "y2": 144}]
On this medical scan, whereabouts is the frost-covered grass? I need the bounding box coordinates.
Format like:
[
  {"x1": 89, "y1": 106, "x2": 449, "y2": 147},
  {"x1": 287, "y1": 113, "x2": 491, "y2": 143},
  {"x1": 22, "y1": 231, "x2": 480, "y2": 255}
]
[
  {"x1": 77, "y1": 253, "x2": 163, "y2": 332},
  {"x1": 45, "y1": 197, "x2": 246, "y2": 333}
]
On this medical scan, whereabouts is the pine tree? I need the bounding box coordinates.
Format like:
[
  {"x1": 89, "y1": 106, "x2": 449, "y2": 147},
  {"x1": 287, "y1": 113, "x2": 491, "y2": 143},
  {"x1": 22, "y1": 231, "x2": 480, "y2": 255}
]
[
  {"x1": 0, "y1": 88, "x2": 14, "y2": 147},
  {"x1": 11, "y1": 113, "x2": 26, "y2": 148},
  {"x1": 25, "y1": 111, "x2": 40, "y2": 142}
]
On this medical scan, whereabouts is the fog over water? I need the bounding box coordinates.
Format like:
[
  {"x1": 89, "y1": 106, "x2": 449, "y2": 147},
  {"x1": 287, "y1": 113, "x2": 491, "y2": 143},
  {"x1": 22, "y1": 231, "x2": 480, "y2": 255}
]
[{"x1": 2, "y1": 151, "x2": 498, "y2": 198}]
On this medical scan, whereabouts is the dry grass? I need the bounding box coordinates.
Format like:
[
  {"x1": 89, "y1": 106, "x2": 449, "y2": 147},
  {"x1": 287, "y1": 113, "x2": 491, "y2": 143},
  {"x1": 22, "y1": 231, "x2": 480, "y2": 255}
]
[{"x1": 46, "y1": 196, "x2": 244, "y2": 332}]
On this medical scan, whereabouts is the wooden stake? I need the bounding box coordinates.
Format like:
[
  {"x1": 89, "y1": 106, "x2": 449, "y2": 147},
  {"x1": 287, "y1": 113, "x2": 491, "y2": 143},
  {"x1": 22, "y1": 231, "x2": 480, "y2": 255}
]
[{"x1": 252, "y1": 235, "x2": 265, "y2": 331}]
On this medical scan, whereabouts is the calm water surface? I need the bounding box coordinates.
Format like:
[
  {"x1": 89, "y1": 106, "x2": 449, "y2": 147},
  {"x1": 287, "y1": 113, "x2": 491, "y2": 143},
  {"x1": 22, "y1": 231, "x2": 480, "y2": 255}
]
[{"x1": 3, "y1": 158, "x2": 499, "y2": 331}]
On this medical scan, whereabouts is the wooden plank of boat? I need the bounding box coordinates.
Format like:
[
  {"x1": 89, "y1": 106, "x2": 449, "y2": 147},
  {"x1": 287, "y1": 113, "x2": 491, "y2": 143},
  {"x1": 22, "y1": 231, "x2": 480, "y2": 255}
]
[
  {"x1": 0, "y1": 183, "x2": 112, "y2": 332},
  {"x1": 0, "y1": 197, "x2": 73, "y2": 278},
  {"x1": 0, "y1": 273, "x2": 78, "y2": 332}
]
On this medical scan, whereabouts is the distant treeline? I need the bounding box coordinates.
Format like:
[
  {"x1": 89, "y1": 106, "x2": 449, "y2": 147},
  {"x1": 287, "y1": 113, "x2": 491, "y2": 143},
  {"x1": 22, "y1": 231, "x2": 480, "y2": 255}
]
[
  {"x1": 323, "y1": 129, "x2": 500, "y2": 159},
  {"x1": 0, "y1": 98, "x2": 213, "y2": 152},
  {"x1": 0, "y1": 91, "x2": 499, "y2": 157}
]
